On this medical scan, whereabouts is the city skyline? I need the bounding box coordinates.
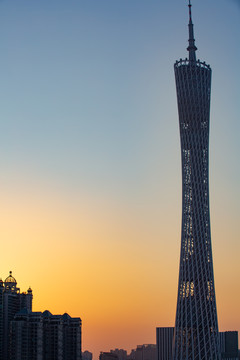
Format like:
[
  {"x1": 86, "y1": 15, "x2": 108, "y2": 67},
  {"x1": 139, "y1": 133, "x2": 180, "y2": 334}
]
[{"x1": 0, "y1": 0, "x2": 239, "y2": 358}]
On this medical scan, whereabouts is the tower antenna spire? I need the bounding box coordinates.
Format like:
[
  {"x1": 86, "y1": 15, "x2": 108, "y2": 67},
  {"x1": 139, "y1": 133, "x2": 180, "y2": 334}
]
[
  {"x1": 187, "y1": 0, "x2": 197, "y2": 61},
  {"x1": 188, "y1": 0, "x2": 192, "y2": 23}
]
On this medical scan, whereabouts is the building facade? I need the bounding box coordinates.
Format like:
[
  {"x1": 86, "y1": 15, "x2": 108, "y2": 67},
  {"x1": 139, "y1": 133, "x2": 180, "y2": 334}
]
[
  {"x1": 10, "y1": 309, "x2": 82, "y2": 360},
  {"x1": 0, "y1": 271, "x2": 82, "y2": 360},
  {"x1": 219, "y1": 331, "x2": 239, "y2": 360},
  {"x1": 156, "y1": 327, "x2": 174, "y2": 360},
  {"x1": 0, "y1": 271, "x2": 32, "y2": 360},
  {"x1": 134, "y1": 345, "x2": 157, "y2": 360},
  {"x1": 172, "y1": 2, "x2": 221, "y2": 359},
  {"x1": 82, "y1": 350, "x2": 93, "y2": 360},
  {"x1": 110, "y1": 349, "x2": 127, "y2": 360},
  {"x1": 99, "y1": 352, "x2": 119, "y2": 360}
]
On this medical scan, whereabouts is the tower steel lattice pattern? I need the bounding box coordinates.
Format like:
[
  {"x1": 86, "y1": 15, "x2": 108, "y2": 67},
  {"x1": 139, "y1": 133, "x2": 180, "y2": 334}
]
[{"x1": 172, "y1": 3, "x2": 221, "y2": 360}]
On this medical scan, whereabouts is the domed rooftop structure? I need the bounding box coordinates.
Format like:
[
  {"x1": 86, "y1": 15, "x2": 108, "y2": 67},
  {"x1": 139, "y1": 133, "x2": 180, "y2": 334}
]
[
  {"x1": 5, "y1": 271, "x2": 17, "y2": 284},
  {"x1": 4, "y1": 271, "x2": 19, "y2": 293}
]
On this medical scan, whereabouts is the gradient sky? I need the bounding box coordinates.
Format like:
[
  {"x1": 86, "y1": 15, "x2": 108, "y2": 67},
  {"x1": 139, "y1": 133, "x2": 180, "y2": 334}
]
[{"x1": 0, "y1": 0, "x2": 239, "y2": 357}]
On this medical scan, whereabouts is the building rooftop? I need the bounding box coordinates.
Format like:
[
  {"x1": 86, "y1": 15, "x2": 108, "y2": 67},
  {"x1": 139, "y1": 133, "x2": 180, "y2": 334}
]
[{"x1": 4, "y1": 271, "x2": 17, "y2": 284}]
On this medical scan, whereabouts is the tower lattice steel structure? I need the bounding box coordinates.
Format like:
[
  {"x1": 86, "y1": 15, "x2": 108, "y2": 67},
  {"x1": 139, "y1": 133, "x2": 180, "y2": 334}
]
[{"x1": 172, "y1": 2, "x2": 221, "y2": 360}]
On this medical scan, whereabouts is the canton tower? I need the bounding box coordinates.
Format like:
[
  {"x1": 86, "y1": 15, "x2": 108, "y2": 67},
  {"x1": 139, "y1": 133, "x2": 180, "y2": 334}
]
[{"x1": 172, "y1": 2, "x2": 221, "y2": 359}]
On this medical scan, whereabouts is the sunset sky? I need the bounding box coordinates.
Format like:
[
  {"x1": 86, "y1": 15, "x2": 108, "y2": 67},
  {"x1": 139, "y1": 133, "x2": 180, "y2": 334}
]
[{"x1": 0, "y1": 0, "x2": 239, "y2": 357}]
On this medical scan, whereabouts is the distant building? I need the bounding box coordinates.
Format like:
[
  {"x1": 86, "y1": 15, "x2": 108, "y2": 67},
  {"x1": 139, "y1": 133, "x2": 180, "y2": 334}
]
[
  {"x1": 10, "y1": 309, "x2": 82, "y2": 360},
  {"x1": 124, "y1": 344, "x2": 157, "y2": 360},
  {"x1": 219, "y1": 331, "x2": 239, "y2": 360},
  {"x1": 135, "y1": 344, "x2": 157, "y2": 360},
  {"x1": 127, "y1": 349, "x2": 136, "y2": 360},
  {"x1": 82, "y1": 350, "x2": 93, "y2": 360},
  {"x1": 156, "y1": 327, "x2": 174, "y2": 360},
  {"x1": 99, "y1": 352, "x2": 119, "y2": 360},
  {"x1": 110, "y1": 349, "x2": 127, "y2": 360},
  {"x1": 0, "y1": 271, "x2": 32, "y2": 360}
]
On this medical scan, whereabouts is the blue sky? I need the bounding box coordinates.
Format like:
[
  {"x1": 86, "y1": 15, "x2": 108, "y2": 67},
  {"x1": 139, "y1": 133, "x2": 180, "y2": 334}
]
[{"x1": 0, "y1": 0, "x2": 239, "y2": 193}]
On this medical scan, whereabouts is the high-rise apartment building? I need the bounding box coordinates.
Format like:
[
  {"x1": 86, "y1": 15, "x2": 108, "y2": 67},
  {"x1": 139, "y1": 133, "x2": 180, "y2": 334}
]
[
  {"x1": 172, "y1": 2, "x2": 221, "y2": 359},
  {"x1": 10, "y1": 309, "x2": 82, "y2": 360},
  {"x1": 0, "y1": 271, "x2": 82, "y2": 360},
  {"x1": 219, "y1": 331, "x2": 239, "y2": 360},
  {"x1": 156, "y1": 327, "x2": 174, "y2": 360},
  {"x1": 0, "y1": 271, "x2": 32, "y2": 360}
]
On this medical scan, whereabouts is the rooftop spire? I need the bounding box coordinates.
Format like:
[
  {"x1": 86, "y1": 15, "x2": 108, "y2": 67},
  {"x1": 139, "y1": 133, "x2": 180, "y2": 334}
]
[{"x1": 187, "y1": 0, "x2": 197, "y2": 61}]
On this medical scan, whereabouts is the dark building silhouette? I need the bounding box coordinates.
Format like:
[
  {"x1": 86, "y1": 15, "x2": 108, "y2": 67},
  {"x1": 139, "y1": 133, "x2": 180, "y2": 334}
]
[
  {"x1": 172, "y1": 2, "x2": 220, "y2": 359},
  {"x1": 127, "y1": 349, "x2": 136, "y2": 360},
  {"x1": 0, "y1": 271, "x2": 32, "y2": 360},
  {"x1": 82, "y1": 350, "x2": 93, "y2": 360},
  {"x1": 105, "y1": 347, "x2": 156, "y2": 360},
  {"x1": 219, "y1": 331, "x2": 239, "y2": 360},
  {"x1": 156, "y1": 327, "x2": 174, "y2": 360},
  {"x1": 99, "y1": 352, "x2": 119, "y2": 360},
  {"x1": 0, "y1": 271, "x2": 81, "y2": 360},
  {"x1": 136, "y1": 345, "x2": 157, "y2": 360},
  {"x1": 10, "y1": 309, "x2": 81, "y2": 360},
  {"x1": 110, "y1": 349, "x2": 127, "y2": 360}
]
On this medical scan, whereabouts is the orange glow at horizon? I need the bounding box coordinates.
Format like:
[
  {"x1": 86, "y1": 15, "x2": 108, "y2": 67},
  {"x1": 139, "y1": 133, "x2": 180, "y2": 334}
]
[{"x1": 1, "y1": 175, "x2": 239, "y2": 358}]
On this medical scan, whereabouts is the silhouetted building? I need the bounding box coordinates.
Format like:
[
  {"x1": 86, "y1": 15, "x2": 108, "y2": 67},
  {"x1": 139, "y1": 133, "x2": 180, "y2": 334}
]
[
  {"x1": 110, "y1": 349, "x2": 127, "y2": 360},
  {"x1": 10, "y1": 309, "x2": 81, "y2": 360},
  {"x1": 172, "y1": 2, "x2": 220, "y2": 359},
  {"x1": 0, "y1": 271, "x2": 32, "y2": 360},
  {"x1": 219, "y1": 331, "x2": 239, "y2": 360},
  {"x1": 127, "y1": 349, "x2": 136, "y2": 360},
  {"x1": 135, "y1": 345, "x2": 157, "y2": 360},
  {"x1": 156, "y1": 327, "x2": 174, "y2": 360},
  {"x1": 100, "y1": 352, "x2": 119, "y2": 360},
  {"x1": 82, "y1": 350, "x2": 93, "y2": 360}
]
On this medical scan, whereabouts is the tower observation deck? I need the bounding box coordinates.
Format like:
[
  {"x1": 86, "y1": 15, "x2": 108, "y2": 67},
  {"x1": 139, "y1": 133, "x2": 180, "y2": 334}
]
[{"x1": 172, "y1": 2, "x2": 221, "y2": 359}]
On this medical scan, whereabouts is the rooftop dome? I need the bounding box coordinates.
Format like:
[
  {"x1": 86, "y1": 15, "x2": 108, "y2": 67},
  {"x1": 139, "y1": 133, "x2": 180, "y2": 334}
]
[{"x1": 5, "y1": 271, "x2": 17, "y2": 284}]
